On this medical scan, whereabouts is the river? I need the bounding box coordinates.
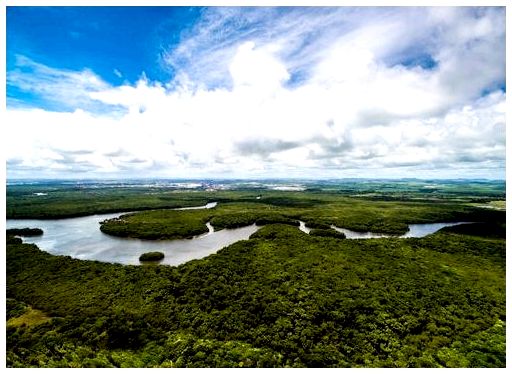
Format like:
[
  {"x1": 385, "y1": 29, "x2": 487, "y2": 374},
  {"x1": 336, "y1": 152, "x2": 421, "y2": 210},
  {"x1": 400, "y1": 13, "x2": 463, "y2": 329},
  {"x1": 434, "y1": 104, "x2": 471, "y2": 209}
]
[
  {"x1": 7, "y1": 203, "x2": 470, "y2": 266},
  {"x1": 298, "y1": 221, "x2": 470, "y2": 238},
  {"x1": 7, "y1": 202, "x2": 255, "y2": 266}
]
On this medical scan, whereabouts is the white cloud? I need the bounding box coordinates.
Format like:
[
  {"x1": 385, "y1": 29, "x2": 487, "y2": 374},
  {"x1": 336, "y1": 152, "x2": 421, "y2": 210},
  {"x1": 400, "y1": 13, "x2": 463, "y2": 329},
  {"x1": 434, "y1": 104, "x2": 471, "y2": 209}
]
[
  {"x1": 7, "y1": 55, "x2": 122, "y2": 114},
  {"x1": 229, "y1": 42, "x2": 289, "y2": 91},
  {"x1": 5, "y1": 7, "x2": 506, "y2": 179}
]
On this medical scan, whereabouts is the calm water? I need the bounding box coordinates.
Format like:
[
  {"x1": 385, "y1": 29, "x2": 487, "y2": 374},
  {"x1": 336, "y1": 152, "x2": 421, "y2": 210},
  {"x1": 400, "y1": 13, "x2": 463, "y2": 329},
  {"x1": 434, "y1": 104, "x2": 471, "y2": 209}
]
[
  {"x1": 7, "y1": 204, "x2": 469, "y2": 266},
  {"x1": 298, "y1": 221, "x2": 471, "y2": 239},
  {"x1": 7, "y1": 202, "x2": 257, "y2": 266}
]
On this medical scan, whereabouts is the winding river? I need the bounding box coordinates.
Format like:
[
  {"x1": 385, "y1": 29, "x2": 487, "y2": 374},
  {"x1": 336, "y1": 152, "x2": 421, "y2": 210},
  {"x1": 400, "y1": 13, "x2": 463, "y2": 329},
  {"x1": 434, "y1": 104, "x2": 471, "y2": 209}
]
[
  {"x1": 6, "y1": 202, "x2": 259, "y2": 266},
  {"x1": 298, "y1": 220, "x2": 470, "y2": 238},
  {"x1": 7, "y1": 202, "x2": 470, "y2": 266}
]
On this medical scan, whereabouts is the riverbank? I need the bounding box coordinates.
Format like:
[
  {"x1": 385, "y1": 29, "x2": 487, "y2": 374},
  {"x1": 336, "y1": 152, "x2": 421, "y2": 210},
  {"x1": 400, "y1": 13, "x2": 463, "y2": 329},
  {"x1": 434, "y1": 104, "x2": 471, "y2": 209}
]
[
  {"x1": 7, "y1": 223, "x2": 505, "y2": 367},
  {"x1": 8, "y1": 201, "x2": 483, "y2": 266}
]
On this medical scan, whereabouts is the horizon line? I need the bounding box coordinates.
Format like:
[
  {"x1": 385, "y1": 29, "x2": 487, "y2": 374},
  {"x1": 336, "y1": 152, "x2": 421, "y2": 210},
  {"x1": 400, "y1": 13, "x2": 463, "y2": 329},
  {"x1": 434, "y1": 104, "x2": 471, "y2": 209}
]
[{"x1": 5, "y1": 177, "x2": 506, "y2": 182}]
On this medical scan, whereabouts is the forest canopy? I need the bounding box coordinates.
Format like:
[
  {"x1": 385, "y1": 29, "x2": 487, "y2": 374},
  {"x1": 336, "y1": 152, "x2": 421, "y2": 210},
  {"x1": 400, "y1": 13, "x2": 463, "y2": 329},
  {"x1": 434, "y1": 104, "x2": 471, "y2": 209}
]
[{"x1": 6, "y1": 182, "x2": 506, "y2": 368}]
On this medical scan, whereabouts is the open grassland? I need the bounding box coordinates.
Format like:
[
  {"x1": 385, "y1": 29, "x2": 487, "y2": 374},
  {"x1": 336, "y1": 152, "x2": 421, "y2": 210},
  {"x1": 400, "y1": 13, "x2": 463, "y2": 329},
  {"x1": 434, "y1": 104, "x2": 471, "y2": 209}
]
[
  {"x1": 468, "y1": 200, "x2": 506, "y2": 211},
  {"x1": 7, "y1": 306, "x2": 51, "y2": 329}
]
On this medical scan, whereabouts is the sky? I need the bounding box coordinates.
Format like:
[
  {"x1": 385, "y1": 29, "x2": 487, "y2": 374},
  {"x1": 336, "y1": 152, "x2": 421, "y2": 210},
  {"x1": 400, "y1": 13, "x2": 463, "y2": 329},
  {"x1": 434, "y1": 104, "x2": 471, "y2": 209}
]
[{"x1": 5, "y1": 6, "x2": 506, "y2": 180}]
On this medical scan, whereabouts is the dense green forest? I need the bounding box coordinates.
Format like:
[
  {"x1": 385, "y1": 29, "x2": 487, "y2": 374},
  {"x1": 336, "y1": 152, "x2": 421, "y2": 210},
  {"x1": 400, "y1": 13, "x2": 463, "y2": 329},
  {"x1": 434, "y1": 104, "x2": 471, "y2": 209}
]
[
  {"x1": 6, "y1": 223, "x2": 505, "y2": 367},
  {"x1": 5, "y1": 181, "x2": 506, "y2": 367},
  {"x1": 139, "y1": 251, "x2": 165, "y2": 262},
  {"x1": 6, "y1": 179, "x2": 504, "y2": 220},
  {"x1": 99, "y1": 197, "x2": 503, "y2": 239},
  {"x1": 6, "y1": 227, "x2": 43, "y2": 236}
]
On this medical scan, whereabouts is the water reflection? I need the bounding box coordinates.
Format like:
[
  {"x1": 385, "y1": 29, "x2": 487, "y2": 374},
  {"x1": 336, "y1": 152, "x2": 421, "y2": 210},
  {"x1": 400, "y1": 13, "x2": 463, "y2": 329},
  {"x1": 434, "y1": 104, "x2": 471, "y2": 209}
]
[
  {"x1": 6, "y1": 202, "x2": 260, "y2": 266},
  {"x1": 7, "y1": 205, "x2": 470, "y2": 266},
  {"x1": 298, "y1": 221, "x2": 471, "y2": 239}
]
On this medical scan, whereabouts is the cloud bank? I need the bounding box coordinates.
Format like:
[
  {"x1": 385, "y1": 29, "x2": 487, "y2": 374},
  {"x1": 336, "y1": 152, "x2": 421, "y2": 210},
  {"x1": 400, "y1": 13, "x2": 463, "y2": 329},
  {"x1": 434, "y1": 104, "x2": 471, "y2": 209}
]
[{"x1": 5, "y1": 7, "x2": 506, "y2": 179}]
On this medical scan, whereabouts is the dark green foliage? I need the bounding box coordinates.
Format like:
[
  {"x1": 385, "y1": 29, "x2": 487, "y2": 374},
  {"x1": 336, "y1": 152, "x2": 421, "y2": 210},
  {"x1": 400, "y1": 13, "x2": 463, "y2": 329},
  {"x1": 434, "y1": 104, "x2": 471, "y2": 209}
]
[
  {"x1": 254, "y1": 216, "x2": 299, "y2": 226},
  {"x1": 100, "y1": 210, "x2": 210, "y2": 240},
  {"x1": 424, "y1": 319, "x2": 506, "y2": 367},
  {"x1": 139, "y1": 252, "x2": 165, "y2": 262},
  {"x1": 6, "y1": 182, "x2": 506, "y2": 367},
  {"x1": 7, "y1": 236, "x2": 23, "y2": 244},
  {"x1": 309, "y1": 229, "x2": 346, "y2": 239},
  {"x1": 97, "y1": 196, "x2": 504, "y2": 240},
  {"x1": 7, "y1": 228, "x2": 43, "y2": 236},
  {"x1": 6, "y1": 298, "x2": 29, "y2": 320},
  {"x1": 208, "y1": 211, "x2": 299, "y2": 229},
  {"x1": 6, "y1": 321, "x2": 283, "y2": 368},
  {"x1": 302, "y1": 221, "x2": 331, "y2": 230},
  {"x1": 8, "y1": 182, "x2": 505, "y2": 234},
  {"x1": 6, "y1": 185, "x2": 213, "y2": 219},
  {"x1": 7, "y1": 223, "x2": 505, "y2": 367},
  {"x1": 257, "y1": 196, "x2": 325, "y2": 208},
  {"x1": 439, "y1": 222, "x2": 505, "y2": 239},
  {"x1": 408, "y1": 233, "x2": 506, "y2": 261},
  {"x1": 101, "y1": 204, "x2": 301, "y2": 239},
  {"x1": 249, "y1": 224, "x2": 306, "y2": 240},
  {"x1": 209, "y1": 212, "x2": 257, "y2": 229}
]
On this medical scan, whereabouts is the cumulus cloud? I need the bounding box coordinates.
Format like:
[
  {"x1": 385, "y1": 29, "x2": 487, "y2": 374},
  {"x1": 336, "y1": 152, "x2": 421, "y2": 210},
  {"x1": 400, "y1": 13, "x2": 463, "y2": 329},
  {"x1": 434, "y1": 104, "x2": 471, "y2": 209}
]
[{"x1": 5, "y1": 7, "x2": 506, "y2": 179}]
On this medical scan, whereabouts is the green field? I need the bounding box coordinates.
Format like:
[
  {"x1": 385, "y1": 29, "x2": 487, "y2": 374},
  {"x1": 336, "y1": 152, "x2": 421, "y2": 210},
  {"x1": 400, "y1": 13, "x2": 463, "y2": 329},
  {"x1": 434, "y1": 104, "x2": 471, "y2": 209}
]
[{"x1": 5, "y1": 180, "x2": 506, "y2": 367}]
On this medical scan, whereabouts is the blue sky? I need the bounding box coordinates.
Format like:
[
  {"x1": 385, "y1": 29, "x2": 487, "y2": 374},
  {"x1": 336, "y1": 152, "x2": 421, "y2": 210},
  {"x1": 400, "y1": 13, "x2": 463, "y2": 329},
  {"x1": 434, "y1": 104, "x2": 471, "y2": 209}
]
[
  {"x1": 7, "y1": 7, "x2": 202, "y2": 109},
  {"x1": 5, "y1": 6, "x2": 506, "y2": 179}
]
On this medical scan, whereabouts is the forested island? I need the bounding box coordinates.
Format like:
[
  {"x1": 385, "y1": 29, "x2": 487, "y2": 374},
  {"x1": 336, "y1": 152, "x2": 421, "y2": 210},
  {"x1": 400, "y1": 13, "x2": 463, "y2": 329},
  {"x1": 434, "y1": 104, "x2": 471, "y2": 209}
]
[
  {"x1": 5, "y1": 179, "x2": 506, "y2": 367},
  {"x1": 139, "y1": 251, "x2": 165, "y2": 262}
]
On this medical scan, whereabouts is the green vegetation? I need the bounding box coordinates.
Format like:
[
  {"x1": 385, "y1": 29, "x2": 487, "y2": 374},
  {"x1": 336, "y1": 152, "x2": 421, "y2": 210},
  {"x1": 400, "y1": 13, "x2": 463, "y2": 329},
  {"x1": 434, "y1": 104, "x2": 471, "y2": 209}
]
[
  {"x1": 99, "y1": 196, "x2": 503, "y2": 239},
  {"x1": 7, "y1": 184, "x2": 213, "y2": 219},
  {"x1": 139, "y1": 252, "x2": 165, "y2": 262},
  {"x1": 307, "y1": 179, "x2": 505, "y2": 202},
  {"x1": 100, "y1": 202, "x2": 303, "y2": 239},
  {"x1": 468, "y1": 200, "x2": 506, "y2": 210},
  {"x1": 6, "y1": 180, "x2": 506, "y2": 367},
  {"x1": 7, "y1": 306, "x2": 51, "y2": 329},
  {"x1": 7, "y1": 236, "x2": 23, "y2": 245},
  {"x1": 7, "y1": 298, "x2": 30, "y2": 320},
  {"x1": 210, "y1": 209, "x2": 299, "y2": 229},
  {"x1": 309, "y1": 228, "x2": 346, "y2": 239},
  {"x1": 7, "y1": 179, "x2": 505, "y2": 221},
  {"x1": 7, "y1": 220, "x2": 505, "y2": 367},
  {"x1": 7, "y1": 228, "x2": 43, "y2": 236},
  {"x1": 302, "y1": 221, "x2": 331, "y2": 230},
  {"x1": 101, "y1": 210, "x2": 210, "y2": 240},
  {"x1": 440, "y1": 222, "x2": 506, "y2": 239}
]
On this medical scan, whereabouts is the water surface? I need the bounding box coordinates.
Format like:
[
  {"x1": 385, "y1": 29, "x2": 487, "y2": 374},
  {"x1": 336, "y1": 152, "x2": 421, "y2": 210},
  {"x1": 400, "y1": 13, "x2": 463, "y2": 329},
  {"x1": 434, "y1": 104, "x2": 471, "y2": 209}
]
[
  {"x1": 7, "y1": 207, "x2": 470, "y2": 266},
  {"x1": 6, "y1": 202, "x2": 260, "y2": 266},
  {"x1": 298, "y1": 221, "x2": 471, "y2": 239}
]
